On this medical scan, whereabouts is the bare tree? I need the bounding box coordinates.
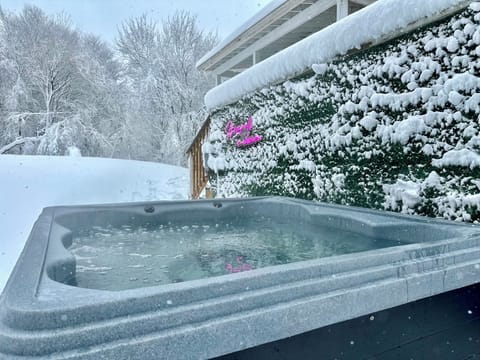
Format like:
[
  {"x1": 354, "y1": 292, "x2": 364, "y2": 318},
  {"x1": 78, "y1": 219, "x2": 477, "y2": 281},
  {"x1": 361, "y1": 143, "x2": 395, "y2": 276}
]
[
  {"x1": 0, "y1": 6, "x2": 77, "y2": 152},
  {"x1": 0, "y1": 5, "x2": 217, "y2": 165},
  {"x1": 116, "y1": 10, "x2": 217, "y2": 165},
  {"x1": 117, "y1": 14, "x2": 159, "y2": 76},
  {"x1": 0, "y1": 6, "x2": 127, "y2": 156}
]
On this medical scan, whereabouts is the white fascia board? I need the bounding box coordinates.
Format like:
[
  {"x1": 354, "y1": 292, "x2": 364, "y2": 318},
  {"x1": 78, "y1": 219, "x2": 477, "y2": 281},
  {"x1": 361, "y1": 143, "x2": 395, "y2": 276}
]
[
  {"x1": 213, "y1": 0, "x2": 337, "y2": 77},
  {"x1": 196, "y1": 0, "x2": 289, "y2": 69}
]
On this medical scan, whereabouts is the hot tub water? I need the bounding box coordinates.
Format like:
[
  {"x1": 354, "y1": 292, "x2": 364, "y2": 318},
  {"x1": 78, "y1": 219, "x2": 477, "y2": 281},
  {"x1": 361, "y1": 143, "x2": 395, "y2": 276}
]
[{"x1": 70, "y1": 216, "x2": 406, "y2": 291}]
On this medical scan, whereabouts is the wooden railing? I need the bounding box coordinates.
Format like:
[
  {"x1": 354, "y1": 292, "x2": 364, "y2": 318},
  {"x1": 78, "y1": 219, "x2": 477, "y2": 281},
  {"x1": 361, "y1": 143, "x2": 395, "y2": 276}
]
[{"x1": 187, "y1": 116, "x2": 211, "y2": 199}]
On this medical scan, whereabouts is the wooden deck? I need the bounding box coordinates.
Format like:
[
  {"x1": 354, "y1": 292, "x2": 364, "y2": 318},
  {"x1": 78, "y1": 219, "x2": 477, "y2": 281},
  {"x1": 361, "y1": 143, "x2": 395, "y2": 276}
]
[{"x1": 187, "y1": 116, "x2": 211, "y2": 199}]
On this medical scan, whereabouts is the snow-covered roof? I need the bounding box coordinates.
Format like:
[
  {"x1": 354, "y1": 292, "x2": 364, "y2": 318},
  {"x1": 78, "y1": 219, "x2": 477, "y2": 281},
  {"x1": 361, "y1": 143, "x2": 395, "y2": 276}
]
[
  {"x1": 197, "y1": 0, "x2": 371, "y2": 77},
  {"x1": 205, "y1": 0, "x2": 471, "y2": 110}
]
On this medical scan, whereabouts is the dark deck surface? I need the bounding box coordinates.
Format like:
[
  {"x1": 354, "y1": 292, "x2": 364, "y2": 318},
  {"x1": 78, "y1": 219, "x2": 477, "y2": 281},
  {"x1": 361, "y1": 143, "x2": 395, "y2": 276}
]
[{"x1": 217, "y1": 283, "x2": 480, "y2": 360}]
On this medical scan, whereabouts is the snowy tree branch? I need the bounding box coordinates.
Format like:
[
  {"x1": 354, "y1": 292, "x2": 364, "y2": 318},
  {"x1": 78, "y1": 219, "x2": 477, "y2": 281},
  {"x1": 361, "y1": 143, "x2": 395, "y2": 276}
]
[{"x1": 0, "y1": 137, "x2": 39, "y2": 154}]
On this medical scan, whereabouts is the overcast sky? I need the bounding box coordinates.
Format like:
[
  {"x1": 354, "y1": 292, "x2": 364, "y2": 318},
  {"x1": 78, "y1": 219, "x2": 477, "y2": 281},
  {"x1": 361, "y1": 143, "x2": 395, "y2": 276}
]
[{"x1": 0, "y1": 0, "x2": 273, "y2": 43}]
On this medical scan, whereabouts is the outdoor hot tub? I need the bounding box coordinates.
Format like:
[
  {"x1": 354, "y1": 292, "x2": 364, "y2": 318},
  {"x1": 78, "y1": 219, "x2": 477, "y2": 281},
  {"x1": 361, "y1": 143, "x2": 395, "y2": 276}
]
[{"x1": 1, "y1": 197, "x2": 479, "y2": 359}]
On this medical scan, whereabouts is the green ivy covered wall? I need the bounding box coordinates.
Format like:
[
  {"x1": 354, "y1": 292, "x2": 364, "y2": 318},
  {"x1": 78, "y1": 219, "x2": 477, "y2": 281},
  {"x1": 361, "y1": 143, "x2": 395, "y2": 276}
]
[{"x1": 203, "y1": 5, "x2": 480, "y2": 222}]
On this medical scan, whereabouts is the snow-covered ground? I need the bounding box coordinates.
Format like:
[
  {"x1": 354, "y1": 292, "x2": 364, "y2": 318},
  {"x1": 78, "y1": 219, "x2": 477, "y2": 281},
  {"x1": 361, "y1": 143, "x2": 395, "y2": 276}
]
[{"x1": 0, "y1": 155, "x2": 189, "y2": 294}]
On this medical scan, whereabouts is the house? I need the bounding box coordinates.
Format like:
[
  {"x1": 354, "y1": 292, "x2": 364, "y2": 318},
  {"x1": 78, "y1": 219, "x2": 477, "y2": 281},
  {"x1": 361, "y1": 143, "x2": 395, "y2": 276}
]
[
  {"x1": 196, "y1": 0, "x2": 376, "y2": 86},
  {"x1": 189, "y1": 0, "x2": 472, "y2": 200},
  {"x1": 178, "y1": 2, "x2": 480, "y2": 357},
  {"x1": 188, "y1": 0, "x2": 377, "y2": 199}
]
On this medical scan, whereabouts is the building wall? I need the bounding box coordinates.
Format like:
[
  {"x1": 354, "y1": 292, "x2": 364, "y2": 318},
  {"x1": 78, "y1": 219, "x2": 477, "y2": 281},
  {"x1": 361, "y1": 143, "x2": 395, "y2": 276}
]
[{"x1": 202, "y1": 5, "x2": 480, "y2": 222}]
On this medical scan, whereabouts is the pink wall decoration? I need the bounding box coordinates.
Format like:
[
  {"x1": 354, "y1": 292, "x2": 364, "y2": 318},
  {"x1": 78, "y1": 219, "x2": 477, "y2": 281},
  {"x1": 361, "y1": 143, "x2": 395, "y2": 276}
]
[{"x1": 225, "y1": 116, "x2": 262, "y2": 148}]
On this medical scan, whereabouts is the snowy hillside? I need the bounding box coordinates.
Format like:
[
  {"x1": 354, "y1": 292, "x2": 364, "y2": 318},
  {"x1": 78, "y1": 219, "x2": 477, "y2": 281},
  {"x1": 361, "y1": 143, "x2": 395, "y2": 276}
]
[
  {"x1": 0, "y1": 155, "x2": 188, "y2": 293},
  {"x1": 205, "y1": 3, "x2": 480, "y2": 222}
]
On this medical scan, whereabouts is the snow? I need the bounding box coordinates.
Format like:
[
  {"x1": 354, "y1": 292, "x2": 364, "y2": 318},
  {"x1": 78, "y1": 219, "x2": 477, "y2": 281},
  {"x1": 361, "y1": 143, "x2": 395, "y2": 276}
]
[
  {"x1": 312, "y1": 63, "x2": 329, "y2": 75},
  {"x1": 0, "y1": 155, "x2": 189, "y2": 294},
  {"x1": 442, "y1": 72, "x2": 480, "y2": 93},
  {"x1": 470, "y1": 2, "x2": 480, "y2": 11},
  {"x1": 432, "y1": 149, "x2": 480, "y2": 169},
  {"x1": 465, "y1": 93, "x2": 480, "y2": 113},
  {"x1": 205, "y1": 0, "x2": 470, "y2": 110},
  {"x1": 383, "y1": 171, "x2": 444, "y2": 214},
  {"x1": 207, "y1": 155, "x2": 226, "y2": 173},
  {"x1": 383, "y1": 180, "x2": 423, "y2": 213},
  {"x1": 424, "y1": 171, "x2": 443, "y2": 189},
  {"x1": 448, "y1": 91, "x2": 465, "y2": 106},
  {"x1": 447, "y1": 36, "x2": 460, "y2": 52},
  {"x1": 203, "y1": 131, "x2": 226, "y2": 174},
  {"x1": 359, "y1": 116, "x2": 378, "y2": 132},
  {"x1": 377, "y1": 115, "x2": 428, "y2": 145},
  {"x1": 66, "y1": 146, "x2": 82, "y2": 157}
]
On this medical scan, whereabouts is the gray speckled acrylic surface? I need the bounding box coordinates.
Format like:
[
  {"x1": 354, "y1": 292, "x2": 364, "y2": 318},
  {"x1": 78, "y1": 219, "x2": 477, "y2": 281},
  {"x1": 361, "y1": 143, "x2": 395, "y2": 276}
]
[{"x1": 0, "y1": 197, "x2": 479, "y2": 359}]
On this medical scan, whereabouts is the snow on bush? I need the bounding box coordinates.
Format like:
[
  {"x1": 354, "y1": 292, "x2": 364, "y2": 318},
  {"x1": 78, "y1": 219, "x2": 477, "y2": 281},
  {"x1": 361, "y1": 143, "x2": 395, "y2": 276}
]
[
  {"x1": 66, "y1": 146, "x2": 82, "y2": 157},
  {"x1": 203, "y1": 129, "x2": 226, "y2": 173},
  {"x1": 204, "y1": 4, "x2": 480, "y2": 222},
  {"x1": 432, "y1": 148, "x2": 480, "y2": 168}
]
